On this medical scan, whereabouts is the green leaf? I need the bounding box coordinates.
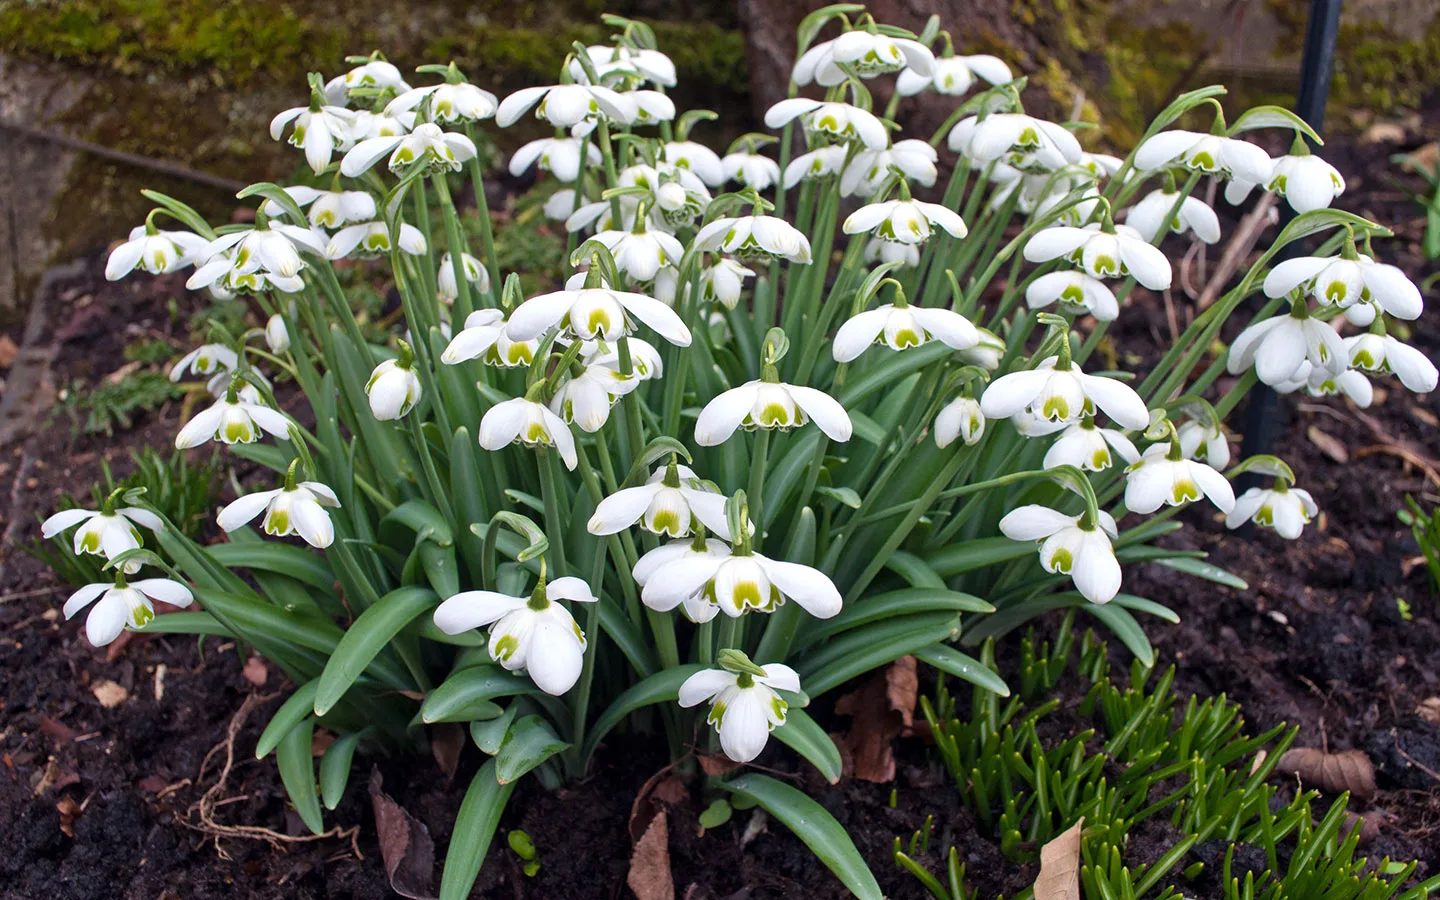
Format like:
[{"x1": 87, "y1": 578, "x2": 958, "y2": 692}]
[
  {"x1": 1273, "y1": 208, "x2": 1390, "y2": 248},
  {"x1": 1155, "y1": 556, "x2": 1247, "y2": 590},
  {"x1": 773, "y1": 708, "x2": 844, "y2": 784},
  {"x1": 718, "y1": 774, "x2": 883, "y2": 900},
  {"x1": 135, "y1": 610, "x2": 232, "y2": 638},
  {"x1": 796, "y1": 589, "x2": 989, "y2": 652},
  {"x1": 795, "y1": 612, "x2": 959, "y2": 696},
  {"x1": 698, "y1": 799, "x2": 733, "y2": 829},
  {"x1": 494, "y1": 715, "x2": 570, "y2": 784},
  {"x1": 470, "y1": 705, "x2": 519, "y2": 755},
  {"x1": 319, "y1": 730, "x2": 363, "y2": 810},
  {"x1": 914, "y1": 644, "x2": 1011, "y2": 697},
  {"x1": 140, "y1": 189, "x2": 216, "y2": 238},
  {"x1": 207, "y1": 542, "x2": 336, "y2": 593},
  {"x1": 1085, "y1": 603, "x2": 1154, "y2": 668},
  {"x1": 1111, "y1": 594, "x2": 1180, "y2": 623},
  {"x1": 226, "y1": 441, "x2": 293, "y2": 473},
  {"x1": 1143, "y1": 84, "x2": 1226, "y2": 139},
  {"x1": 599, "y1": 599, "x2": 659, "y2": 677},
  {"x1": 440, "y1": 761, "x2": 516, "y2": 900},
  {"x1": 885, "y1": 552, "x2": 946, "y2": 588},
  {"x1": 275, "y1": 715, "x2": 325, "y2": 835},
  {"x1": 582, "y1": 664, "x2": 705, "y2": 764},
  {"x1": 421, "y1": 667, "x2": 533, "y2": 723},
  {"x1": 926, "y1": 537, "x2": 1032, "y2": 576},
  {"x1": 814, "y1": 486, "x2": 861, "y2": 509},
  {"x1": 1228, "y1": 105, "x2": 1322, "y2": 144},
  {"x1": 315, "y1": 586, "x2": 437, "y2": 715},
  {"x1": 256, "y1": 680, "x2": 320, "y2": 759},
  {"x1": 237, "y1": 181, "x2": 310, "y2": 224},
  {"x1": 795, "y1": 4, "x2": 866, "y2": 53}
]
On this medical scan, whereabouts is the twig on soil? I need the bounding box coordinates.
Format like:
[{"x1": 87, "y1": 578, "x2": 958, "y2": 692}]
[
  {"x1": 1198, "y1": 192, "x2": 1277, "y2": 310},
  {"x1": 179, "y1": 690, "x2": 363, "y2": 861},
  {"x1": 1392, "y1": 732, "x2": 1440, "y2": 785},
  {"x1": 0, "y1": 586, "x2": 63, "y2": 605}
]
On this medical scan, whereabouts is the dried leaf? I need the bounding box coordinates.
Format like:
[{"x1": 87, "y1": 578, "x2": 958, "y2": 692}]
[
  {"x1": 368, "y1": 768, "x2": 437, "y2": 900},
  {"x1": 429, "y1": 723, "x2": 464, "y2": 787},
  {"x1": 39, "y1": 716, "x2": 78, "y2": 745},
  {"x1": 1306, "y1": 426, "x2": 1348, "y2": 463},
  {"x1": 886, "y1": 655, "x2": 918, "y2": 730},
  {"x1": 697, "y1": 755, "x2": 739, "y2": 777},
  {"x1": 91, "y1": 680, "x2": 128, "y2": 708},
  {"x1": 628, "y1": 809, "x2": 674, "y2": 900},
  {"x1": 241, "y1": 656, "x2": 269, "y2": 686},
  {"x1": 1417, "y1": 698, "x2": 1440, "y2": 725},
  {"x1": 1275, "y1": 748, "x2": 1376, "y2": 800},
  {"x1": 629, "y1": 764, "x2": 688, "y2": 843},
  {"x1": 55, "y1": 795, "x2": 83, "y2": 837},
  {"x1": 1034, "y1": 818, "x2": 1084, "y2": 900},
  {"x1": 1250, "y1": 750, "x2": 1268, "y2": 775},
  {"x1": 835, "y1": 657, "x2": 917, "y2": 783},
  {"x1": 1341, "y1": 810, "x2": 1385, "y2": 845},
  {"x1": 0, "y1": 335, "x2": 17, "y2": 369}
]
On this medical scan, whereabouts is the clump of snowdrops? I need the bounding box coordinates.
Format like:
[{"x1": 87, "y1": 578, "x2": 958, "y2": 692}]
[{"x1": 40, "y1": 7, "x2": 1433, "y2": 896}]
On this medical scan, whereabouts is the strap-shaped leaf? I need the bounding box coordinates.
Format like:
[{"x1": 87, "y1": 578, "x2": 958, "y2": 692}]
[
  {"x1": 319, "y1": 730, "x2": 363, "y2": 810},
  {"x1": 440, "y1": 761, "x2": 516, "y2": 900},
  {"x1": 795, "y1": 589, "x2": 988, "y2": 652},
  {"x1": 1154, "y1": 556, "x2": 1247, "y2": 590},
  {"x1": 718, "y1": 774, "x2": 882, "y2": 900},
  {"x1": 927, "y1": 536, "x2": 1032, "y2": 576},
  {"x1": 276, "y1": 715, "x2": 325, "y2": 835},
  {"x1": 208, "y1": 541, "x2": 337, "y2": 593},
  {"x1": 795, "y1": 612, "x2": 959, "y2": 696},
  {"x1": 135, "y1": 610, "x2": 231, "y2": 638},
  {"x1": 1085, "y1": 604, "x2": 1154, "y2": 668},
  {"x1": 494, "y1": 715, "x2": 569, "y2": 784},
  {"x1": 772, "y1": 708, "x2": 843, "y2": 784},
  {"x1": 421, "y1": 667, "x2": 535, "y2": 723},
  {"x1": 257, "y1": 680, "x2": 320, "y2": 759},
  {"x1": 315, "y1": 586, "x2": 437, "y2": 715},
  {"x1": 914, "y1": 643, "x2": 1011, "y2": 697},
  {"x1": 470, "y1": 705, "x2": 518, "y2": 755},
  {"x1": 582, "y1": 664, "x2": 704, "y2": 764}
]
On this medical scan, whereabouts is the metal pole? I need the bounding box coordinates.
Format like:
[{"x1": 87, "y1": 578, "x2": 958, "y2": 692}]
[{"x1": 1236, "y1": 0, "x2": 1343, "y2": 491}]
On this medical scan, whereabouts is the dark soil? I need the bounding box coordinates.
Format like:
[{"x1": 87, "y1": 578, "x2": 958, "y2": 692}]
[{"x1": 3, "y1": 132, "x2": 1440, "y2": 899}]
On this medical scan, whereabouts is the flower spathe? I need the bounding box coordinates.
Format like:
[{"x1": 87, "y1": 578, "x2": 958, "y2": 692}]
[
  {"x1": 217, "y1": 481, "x2": 341, "y2": 548},
  {"x1": 679, "y1": 663, "x2": 801, "y2": 763},
  {"x1": 1263, "y1": 254, "x2": 1422, "y2": 320},
  {"x1": 41, "y1": 505, "x2": 163, "y2": 574},
  {"x1": 175, "y1": 385, "x2": 291, "y2": 448},
  {"x1": 1023, "y1": 223, "x2": 1172, "y2": 291},
  {"x1": 105, "y1": 225, "x2": 208, "y2": 280},
  {"x1": 641, "y1": 551, "x2": 842, "y2": 619},
  {"x1": 1227, "y1": 485, "x2": 1317, "y2": 539},
  {"x1": 832, "y1": 303, "x2": 978, "y2": 362},
  {"x1": 764, "y1": 99, "x2": 889, "y2": 150},
  {"x1": 432, "y1": 576, "x2": 597, "y2": 695},
  {"x1": 64, "y1": 576, "x2": 194, "y2": 647},
  {"x1": 1124, "y1": 444, "x2": 1235, "y2": 514},
  {"x1": 694, "y1": 215, "x2": 811, "y2": 264},
  {"x1": 999, "y1": 505, "x2": 1121, "y2": 604},
  {"x1": 842, "y1": 199, "x2": 968, "y2": 245},
  {"x1": 506, "y1": 286, "x2": 691, "y2": 347},
  {"x1": 981, "y1": 356, "x2": 1150, "y2": 431},
  {"x1": 588, "y1": 463, "x2": 734, "y2": 539},
  {"x1": 695, "y1": 378, "x2": 852, "y2": 445},
  {"x1": 479, "y1": 398, "x2": 577, "y2": 470}
]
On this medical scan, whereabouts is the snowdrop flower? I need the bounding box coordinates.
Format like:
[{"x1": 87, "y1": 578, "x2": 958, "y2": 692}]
[
  {"x1": 437, "y1": 252, "x2": 490, "y2": 301},
  {"x1": 169, "y1": 344, "x2": 238, "y2": 383},
  {"x1": 589, "y1": 461, "x2": 734, "y2": 539},
  {"x1": 479, "y1": 397, "x2": 577, "y2": 470},
  {"x1": 701, "y1": 258, "x2": 756, "y2": 309},
  {"x1": 1225, "y1": 151, "x2": 1344, "y2": 213},
  {"x1": 549, "y1": 363, "x2": 638, "y2": 433},
  {"x1": 545, "y1": 187, "x2": 583, "y2": 221},
  {"x1": 783, "y1": 145, "x2": 848, "y2": 189},
  {"x1": 696, "y1": 372, "x2": 852, "y2": 445},
  {"x1": 325, "y1": 58, "x2": 409, "y2": 102},
  {"x1": 896, "y1": 53, "x2": 1012, "y2": 96},
  {"x1": 934, "y1": 396, "x2": 985, "y2": 448},
  {"x1": 633, "y1": 536, "x2": 730, "y2": 623},
  {"x1": 1285, "y1": 364, "x2": 1374, "y2": 407},
  {"x1": 1177, "y1": 420, "x2": 1231, "y2": 469},
  {"x1": 569, "y1": 44, "x2": 677, "y2": 87},
  {"x1": 345, "y1": 109, "x2": 413, "y2": 141},
  {"x1": 105, "y1": 225, "x2": 208, "y2": 280},
  {"x1": 961, "y1": 328, "x2": 1006, "y2": 372},
  {"x1": 720, "y1": 152, "x2": 781, "y2": 191},
  {"x1": 680, "y1": 655, "x2": 801, "y2": 763},
  {"x1": 325, "y1": 221, "x2": 427, "y2": 260},
  {"x1": 832, "y1": 301, "x2": 978, "y2": 362},
  {"x1": 176, "y1": 384, "x2": 290, "y2": 448},
  {"x1": 626, "y1": 90, "x2": 676, "y2": 125},
  {"x1": 217, "y1": 472, "x2": 340, "y2": 549},
  {"x1": 432, "y1": 574, "x2": 597, "y2": 695},
  {"x1": 1025, "y1": 271, "x2": 1120, "y2": 321},
  {"x1": 441, "y1": 310, "x2": 537, "y2": 367},
  {"x1": 64, "y1": 575, "x2": 193, "y2": 647},
  {"x1": 793, "y1": 31, "x2": 934, "y2": 85},
  {"x1": 264, "y1": 315, "x2": 290, "y2": 353},
  {"x1": 1043, "y1": 418, "x2": 1139, "y2": 471},
  {"x1": 270, "y1": 102, "x2": 354, "y2": 174},
  {"x1": 188, "y1": 224, "x2": 325, "y2": 292},
  {"x1": 497, "y1": 83, "x2": 635, "y2": 128},
  {"x1": 764, "y1": 99, "x2": 889, "y2": 150},
  {"x1": 662, "y1": 140, "x2": 725, "y2": 187},
  {"x1": 865, "y1": 239, "x2": 921, "y2": 269},
  {"x1": 341, "y1": 122, "x2": 477, "y2": 177},
  {"x1": 507, "y1": 284, "x2": 691, "y2": 346},
  {"x1": 509, "y1": 137, "x2": 600, "y2": 183},
  {"x1": 1226, "y1": 309, "x2": 1346, "y2": 386},
  {"x1": 843, "y1": 199, "x2": 968, "y2": 245},
  {"x1": 1124, "y1": 443, "x2": 1235, "y2": 514},
  {"x1": 947, "y1": 114, "x2": 1082, "y2": 172},
  {"x1": 590, "y1": 227, "x2": 684, "y2": 283},
  {"x1": 981, "y1": 356, "x2": 1150, "y2": 430},
  {"x1": 1134, "y1": 130, "x2": 1272, "y2": 184},
  {"x1": 1346, "y1": 331, "x2": 1439, "y2": 392},
  {"x1": 387, "y1": 81, "x2": 499, "y2": 124},
  {"x1": 1000, "y1": 505, "x2": 1121, "y2": 604},
  {"x1": 1125, "y1": 189, "x2": 1221, "y2": 244},
  {"x1": 694, "y1": 215, "x2": 811, "y2": 264},
  {"x1": 263, "y1": 187, "x2": 377, "y2": 229},
  {"x1": 1263, "y1": 254, "x2": 1422, "y2": 320},
  {"x1": 42, "y1": 504, "x2": 163, "y2": 574},
  {"x1": 643, "y1": 547, "x2": 841, "y2": 619},
  {"x1": 1226, "y1": 485, "x2": 1318, "y2": 539},
  {"x1": 583, "y1": 337, "x2": 664, "y2": 380},
  {"x1": 366, "y1": 349, "x2": 422, "y2": 420},
  {"x1": 840, "y1": 140, "x2": 938, "y2": 197},
  {"x1": 1023, "y1": 223, "x2": 1172, "y2": 291}
]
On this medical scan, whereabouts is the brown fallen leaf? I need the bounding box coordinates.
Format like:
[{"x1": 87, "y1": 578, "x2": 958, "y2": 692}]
[
  {"x1": 1341, "y1": 809, "x2": 1385, "y2": 846},
  {"x1": 628, "y1": 808, "x2": 674, "y2": 900},
  {"x1": 1275, "y1": 748, "x2": 1376, "y2": 801},
  {"x1": 1417, "y1": 698, "x2": 1440, "y2": 725},
  {"x1": 628, "y1": 763, "x2": 687, "y2": 843},
  {"x1": 1306, "y1": 426, "x2": 1348, "y2": 464},
  {"x1": 834, "y1": 656, "x2": 917, "y2": 783},
  {"x1": 56, "y1": 794, "x2": 83, "y2": 837},
  {"x1": 1034, "y1": 818, "x2": 1084, "y2": 900},
  {"x1": 429, "y1": 723, "x2": 465, "y2": 787},
  {"x1": 0, "y1": 335, "x2": 18, "y2": 369},
  {"x1": 369, "y1": 768, "x2": 437, "y2": 900},
  {"x1": 697, "y1": 755, "x2": 739, "y2": 777},
  {"x1": 241, "y1": 655, "x2": 269, "y2": 686},
  {"x1": 39, "y1": 716, "x2": 79, "y2": 745},
  {"x1": 91, "y1": 680, "x2": 129, "y2": 708}
]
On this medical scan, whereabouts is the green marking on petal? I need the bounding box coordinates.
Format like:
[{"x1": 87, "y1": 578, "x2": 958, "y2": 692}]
[
  {"x1": 493, "y1": 634, "x2": 519, "y2": 661},
  {"x1": 1255, "y1": 504, "x2": 1274, "y2": 526},
  {"x1": 1172, "y1": 479, "x2": 1200, "y2": 504},
  {"x1": 731, "y1": 580, "x2": 764, "y2": 610},
  {"x1": 131, "y1": 605, "x2": 154, "y2": 628},
  {"x1": 223, "y1": 420, "x2": 254, "y2": 443},
  {"x1": 265, "y1": 509, "x2": 290, "y2": 535},
  {"x1": 1041, "y1": 396, "x2": 1070, "y2": 420},
  {"x1": 1047, "y1": 546, "x2": 1074, "y2": 574}
]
